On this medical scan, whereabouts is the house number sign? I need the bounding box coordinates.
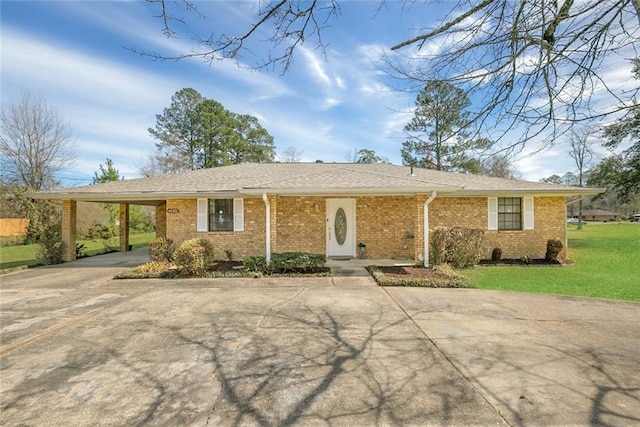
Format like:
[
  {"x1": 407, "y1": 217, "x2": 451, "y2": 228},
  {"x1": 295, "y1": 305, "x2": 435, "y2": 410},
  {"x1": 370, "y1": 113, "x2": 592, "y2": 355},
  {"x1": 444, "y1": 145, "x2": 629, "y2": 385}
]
[{"x1": 166, "y1": 208, "x2": 180, "y2": 214}]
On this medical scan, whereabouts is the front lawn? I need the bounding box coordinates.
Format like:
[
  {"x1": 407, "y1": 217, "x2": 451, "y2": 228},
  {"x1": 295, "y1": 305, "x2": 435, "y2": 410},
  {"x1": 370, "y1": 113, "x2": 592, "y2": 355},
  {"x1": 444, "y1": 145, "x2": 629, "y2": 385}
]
[
  {"x1": 463, "y1": 223, "x2": 640, "y2": 301},
  {"x1": 0, "y1": 232, "x2": 156, "y2": 271}
]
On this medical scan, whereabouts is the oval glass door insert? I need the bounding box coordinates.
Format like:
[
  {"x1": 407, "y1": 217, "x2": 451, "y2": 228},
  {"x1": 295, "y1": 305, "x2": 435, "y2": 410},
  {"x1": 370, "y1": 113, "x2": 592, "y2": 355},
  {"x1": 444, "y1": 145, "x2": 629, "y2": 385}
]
[{"x1": 334, "y1": 207, "x2": 347, "y2": 245}]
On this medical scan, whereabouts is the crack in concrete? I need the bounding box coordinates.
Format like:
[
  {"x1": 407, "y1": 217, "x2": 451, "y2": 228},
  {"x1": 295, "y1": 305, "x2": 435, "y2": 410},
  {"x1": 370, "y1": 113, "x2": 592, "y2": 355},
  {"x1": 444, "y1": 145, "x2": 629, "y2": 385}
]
[
  {"x1": 379, "y1": 286, "x2": 512, "y2": 427},
  {"x1": 0, "y1": 292, "x2": 151, "y2": 357}
]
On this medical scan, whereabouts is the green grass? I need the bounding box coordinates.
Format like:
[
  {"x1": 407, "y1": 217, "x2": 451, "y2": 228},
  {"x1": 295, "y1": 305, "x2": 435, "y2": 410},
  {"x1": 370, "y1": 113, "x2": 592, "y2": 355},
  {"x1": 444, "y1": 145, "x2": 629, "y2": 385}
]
[
  {"x1": 0, "y1": 232, "x2": 155, "y2": 271},
  {"x1": 463, "y1": 223, "x2": 640, "y2": 301}
]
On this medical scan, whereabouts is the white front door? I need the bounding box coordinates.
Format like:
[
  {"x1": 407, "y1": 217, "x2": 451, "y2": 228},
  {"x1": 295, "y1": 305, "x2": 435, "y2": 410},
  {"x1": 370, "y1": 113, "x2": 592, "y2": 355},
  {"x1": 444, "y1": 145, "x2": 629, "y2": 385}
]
[{"x1": 326, "y1": 199, "x2": 356, "y2": 258}]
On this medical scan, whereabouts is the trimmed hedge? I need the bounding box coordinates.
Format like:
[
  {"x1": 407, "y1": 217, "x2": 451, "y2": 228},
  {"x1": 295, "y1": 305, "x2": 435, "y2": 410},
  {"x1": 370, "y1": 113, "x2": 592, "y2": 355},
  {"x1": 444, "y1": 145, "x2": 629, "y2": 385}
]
[{"x1": 243, "y1": 252, "x2": 327, "y2": 274}]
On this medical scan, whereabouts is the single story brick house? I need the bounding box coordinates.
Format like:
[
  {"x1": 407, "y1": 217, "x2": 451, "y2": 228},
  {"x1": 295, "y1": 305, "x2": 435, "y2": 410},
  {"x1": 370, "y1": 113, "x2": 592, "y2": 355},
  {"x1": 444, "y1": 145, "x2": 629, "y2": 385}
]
[
  {"x1": 572, "y1": 209, "x2": 624, "y2": 222},
  {"x1": 31, "y1": 163, "x2": 600, "y2": 265}
]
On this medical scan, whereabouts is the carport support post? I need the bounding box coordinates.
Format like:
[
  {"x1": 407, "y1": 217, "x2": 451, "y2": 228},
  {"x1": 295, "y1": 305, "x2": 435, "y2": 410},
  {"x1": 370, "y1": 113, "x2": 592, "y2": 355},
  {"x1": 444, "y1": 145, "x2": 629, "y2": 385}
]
[
  {"x1": 155, "y1": 201, "x2": 167, "y2": 239},
  {"x1": 119, "y1": 204, "x2": 130, "y2": 252},
  {"x1": 61, "y1": 200, "x2": 77, "y2": 262}
]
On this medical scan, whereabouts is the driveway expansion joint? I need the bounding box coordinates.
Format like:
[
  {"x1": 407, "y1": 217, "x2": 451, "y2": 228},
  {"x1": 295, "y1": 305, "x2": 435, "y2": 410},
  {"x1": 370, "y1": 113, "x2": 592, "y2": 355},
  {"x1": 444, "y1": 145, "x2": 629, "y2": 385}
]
[{"x1": 379, "y1": 286, "x2": 511, "y2": 426}]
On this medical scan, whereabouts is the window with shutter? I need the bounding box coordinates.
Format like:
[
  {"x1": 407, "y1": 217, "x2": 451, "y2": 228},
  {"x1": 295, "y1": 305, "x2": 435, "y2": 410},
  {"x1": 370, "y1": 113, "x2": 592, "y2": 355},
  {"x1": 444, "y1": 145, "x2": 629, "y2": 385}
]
[{"x1": 196, "y1": 198, "x2": 244, "y2": 232}]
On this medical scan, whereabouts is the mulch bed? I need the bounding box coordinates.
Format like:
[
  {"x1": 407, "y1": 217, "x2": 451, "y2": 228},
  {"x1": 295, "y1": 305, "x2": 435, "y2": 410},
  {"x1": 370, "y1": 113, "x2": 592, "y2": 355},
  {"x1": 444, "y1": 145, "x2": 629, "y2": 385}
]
[{"x1": 208, "y1": 260, "x2": 245, "y2": 272}]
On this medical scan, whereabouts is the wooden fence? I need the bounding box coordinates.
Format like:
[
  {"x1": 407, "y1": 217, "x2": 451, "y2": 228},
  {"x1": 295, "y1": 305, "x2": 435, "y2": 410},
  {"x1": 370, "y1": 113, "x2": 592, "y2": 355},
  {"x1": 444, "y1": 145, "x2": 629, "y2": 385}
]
[{"x1": 0, "y1": 218, "x2": 29, "y2": 236}]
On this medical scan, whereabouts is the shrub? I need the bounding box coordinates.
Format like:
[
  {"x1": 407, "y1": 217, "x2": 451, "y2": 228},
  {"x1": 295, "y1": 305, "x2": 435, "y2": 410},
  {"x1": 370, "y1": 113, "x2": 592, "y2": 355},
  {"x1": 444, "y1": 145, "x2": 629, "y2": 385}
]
[
  {"x1": 268, "y1": 252, "x2": 327, "y2": 273},
  {"x1": 430, "y1": 227, "x2": 485, "y2": 268},
  {"x1": 86, "y1": 223, "x2": 118, "y2": 253},
  {"x1": 148, "y1": 237, "x2": 175, "y2": 262},
  {"x1": 225, "y1": 249, "x2": 233, "y2": 261},
  {"x1": 545, "y1": 238, "x2": 563, "y2": 261},
  {"x1": 491, "y1": 247, "x2": 502, "y2": 262},
  {"x1": 243, "y1": 252, "x2": 327, "y2": 274},
  {"x1": 174, "y1": 238, "x2": 215, "y2": 276},
  {"x1": 430, "y1": 227, "x2": 451, "y2": 266},
  {"x1": 243, "y1": 256, "x2": 267, "y2": 272},
  {"x1": 36, "y1": 221, "x2": 64, "y2": 265}
]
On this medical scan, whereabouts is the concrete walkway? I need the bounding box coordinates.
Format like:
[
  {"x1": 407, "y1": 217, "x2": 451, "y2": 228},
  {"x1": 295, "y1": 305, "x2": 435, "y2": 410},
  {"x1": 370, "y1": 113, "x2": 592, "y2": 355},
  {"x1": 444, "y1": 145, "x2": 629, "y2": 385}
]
[{"x1": 1, "y1": 250, "x2": 639, "y2": 426}]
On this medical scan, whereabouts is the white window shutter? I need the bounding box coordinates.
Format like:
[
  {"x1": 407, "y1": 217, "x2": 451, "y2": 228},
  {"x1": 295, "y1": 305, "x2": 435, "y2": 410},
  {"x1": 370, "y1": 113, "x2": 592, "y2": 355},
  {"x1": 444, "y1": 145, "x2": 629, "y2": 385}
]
[
  {"x1": 197, "y1": 198, "x2": 208, "y2": 232},
  {"x1": 523, "y1": 197, "x2": 534, "y2": 230},
  {"x1": 233, "y1": 198, "x2": 244, "y2": 231},
  {"x1": 487, "y1": 197, "x2": 498, "y2": 230}
]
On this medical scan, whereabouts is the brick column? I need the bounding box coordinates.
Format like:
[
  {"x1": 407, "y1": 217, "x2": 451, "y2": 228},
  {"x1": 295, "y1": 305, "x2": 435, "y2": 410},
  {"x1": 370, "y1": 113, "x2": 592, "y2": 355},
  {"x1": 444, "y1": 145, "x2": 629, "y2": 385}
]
[
  {"x1": 155, "y1": 201, "x2": 167, "y2": 239},
  {"x1": 119, "y1": 204, "x2": 130, "y2": 252},
  {"x1": 61, "y1": 200, "x2": 77, "y2": 262}
]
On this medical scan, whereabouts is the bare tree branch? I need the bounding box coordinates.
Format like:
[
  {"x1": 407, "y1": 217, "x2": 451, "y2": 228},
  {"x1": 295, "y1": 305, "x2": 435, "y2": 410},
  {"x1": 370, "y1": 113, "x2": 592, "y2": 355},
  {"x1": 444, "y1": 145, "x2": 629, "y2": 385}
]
[
  {"x1": 0, "y1": 92, "x2": 76, "y2": 191},
  {"x1": 137, "y1": 0, "x2": 639, "y2": 151}
]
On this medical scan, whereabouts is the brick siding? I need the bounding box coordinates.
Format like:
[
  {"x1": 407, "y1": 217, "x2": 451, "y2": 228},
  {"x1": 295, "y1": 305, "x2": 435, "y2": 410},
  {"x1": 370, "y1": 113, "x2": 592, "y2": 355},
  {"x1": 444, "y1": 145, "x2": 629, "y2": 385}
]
[
  {"x1": 166, "y1": 198, "x2": 266, "y2": 260},
  {"x1": 164, "y1": 195, "x2": 567, "y2": 261}
]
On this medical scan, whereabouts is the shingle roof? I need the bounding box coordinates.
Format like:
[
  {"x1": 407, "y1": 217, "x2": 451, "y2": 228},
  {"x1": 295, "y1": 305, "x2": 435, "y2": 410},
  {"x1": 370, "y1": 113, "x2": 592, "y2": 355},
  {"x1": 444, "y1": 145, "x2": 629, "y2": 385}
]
[{"x1": 30, "y1": 163, "x2": 602, "y2": 203}]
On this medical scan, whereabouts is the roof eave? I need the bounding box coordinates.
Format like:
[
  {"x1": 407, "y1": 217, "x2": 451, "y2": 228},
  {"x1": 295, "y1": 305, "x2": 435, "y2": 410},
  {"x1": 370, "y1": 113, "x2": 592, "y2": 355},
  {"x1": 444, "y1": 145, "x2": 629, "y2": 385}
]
[
  {"x1": 447, "y1": 188, "x2": 605, "y2": 197},
  {"x1": 26, "y1": 190, "x2": 244, "y2": 202}
]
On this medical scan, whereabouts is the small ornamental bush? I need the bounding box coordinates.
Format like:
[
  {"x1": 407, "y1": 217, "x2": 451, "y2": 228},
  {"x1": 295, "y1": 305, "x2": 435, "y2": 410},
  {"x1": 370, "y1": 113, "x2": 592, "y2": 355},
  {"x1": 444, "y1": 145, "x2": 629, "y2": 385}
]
[
  {"x1": 174, "y1": 238, "x2": 215, "y2": 276},
  {"x1": 545, "y1": 238, "x2": 564, "y2": 261},
  {"x1": 491, "y1": 247, "x2": 502, "y2": 262},
  {"x1": 243, "y1": 256, "x2": 267, "y2": 272},
  {"x1": 431, "y1": 226, "x2": 485, "y2": 268},
  {"x1": 148, "y1": 237, "x2": 175, "y2": 262}
]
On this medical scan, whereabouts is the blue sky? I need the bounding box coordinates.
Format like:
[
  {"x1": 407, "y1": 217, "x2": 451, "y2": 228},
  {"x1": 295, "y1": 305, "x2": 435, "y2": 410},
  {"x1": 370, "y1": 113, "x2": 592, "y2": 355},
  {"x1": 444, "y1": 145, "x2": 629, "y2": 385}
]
[{"x1": 1, "y1": 1, "x2": 636, "y2": 185}]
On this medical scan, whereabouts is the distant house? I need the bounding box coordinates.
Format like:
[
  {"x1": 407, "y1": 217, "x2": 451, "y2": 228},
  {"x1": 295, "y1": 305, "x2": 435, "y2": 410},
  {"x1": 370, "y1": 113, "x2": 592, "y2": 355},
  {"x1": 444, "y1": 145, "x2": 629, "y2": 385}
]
[
  {"x1": 574, "y1": 209, "x2": 624, "y2": 222},
  {"x1": 30, "y1": 163, "x2": 601, "y2": 264}
]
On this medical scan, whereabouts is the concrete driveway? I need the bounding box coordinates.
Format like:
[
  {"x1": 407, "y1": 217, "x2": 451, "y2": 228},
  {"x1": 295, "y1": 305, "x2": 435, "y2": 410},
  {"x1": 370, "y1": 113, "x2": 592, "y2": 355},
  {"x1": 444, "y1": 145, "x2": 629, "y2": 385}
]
[{"x1": 1, "y1": 250, "x2": 639, "y2": 426}]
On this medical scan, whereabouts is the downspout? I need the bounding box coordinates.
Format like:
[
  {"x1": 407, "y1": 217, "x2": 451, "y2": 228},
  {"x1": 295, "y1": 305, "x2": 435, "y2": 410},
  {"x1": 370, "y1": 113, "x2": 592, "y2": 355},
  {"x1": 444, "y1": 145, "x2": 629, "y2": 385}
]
[
  {"x1": 423, "y1": 191, "x2": 437, "y2": 267},
  {"x1": 263, "y1": 193, "x2": 271, "y2": 265}
]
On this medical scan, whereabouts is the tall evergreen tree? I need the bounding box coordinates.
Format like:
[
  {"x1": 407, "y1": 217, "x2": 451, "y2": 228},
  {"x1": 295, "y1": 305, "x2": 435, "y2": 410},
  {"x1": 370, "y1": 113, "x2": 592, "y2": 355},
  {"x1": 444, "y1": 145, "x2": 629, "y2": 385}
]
[
  {"x1": 601, "y1": 59, "x2": 640, "y2": 201},
  {"x1": 148, "y1": 88, "x2": 275, "y2": 171},
  {"x1": 148, "y1": 88, "x2": 203, "y2": 172},
  {"x1": 401, "y1": 81, "x2": 491, "y2": 172}
]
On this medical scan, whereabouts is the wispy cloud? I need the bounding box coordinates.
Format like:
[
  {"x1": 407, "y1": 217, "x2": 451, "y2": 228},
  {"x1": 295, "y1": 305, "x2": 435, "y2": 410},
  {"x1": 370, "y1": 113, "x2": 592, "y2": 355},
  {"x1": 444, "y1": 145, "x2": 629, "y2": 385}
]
[{"x1": 300, "y1": 46, "x2": 332, "y2": 86}]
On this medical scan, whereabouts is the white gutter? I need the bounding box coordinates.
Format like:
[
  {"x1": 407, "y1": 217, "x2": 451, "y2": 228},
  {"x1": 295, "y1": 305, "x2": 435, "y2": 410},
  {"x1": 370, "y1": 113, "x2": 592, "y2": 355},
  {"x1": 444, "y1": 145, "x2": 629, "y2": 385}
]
[
  {"x1": 423, "y1": 191, "x2": 437, "y2": 267},
  {"x1": 263, "y1": 193, "x2": 271, "y2": 265}
]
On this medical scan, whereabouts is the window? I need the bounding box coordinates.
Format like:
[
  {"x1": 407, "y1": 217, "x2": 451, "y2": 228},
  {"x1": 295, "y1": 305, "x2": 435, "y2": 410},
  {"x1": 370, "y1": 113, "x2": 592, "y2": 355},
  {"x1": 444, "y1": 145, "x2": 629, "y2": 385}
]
[
  {"x1": 488, "y1": 197, "x2": 534, "y2": 231},
  {"x1": 498, "y1": 197, "x2": 522, "y2": 230},
  {"x1": 197, "y1": 198, "x2": 244, "y2": 232},
  {"x1": 209, "y1": 199, "x2": 233, "y2": 231}
]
